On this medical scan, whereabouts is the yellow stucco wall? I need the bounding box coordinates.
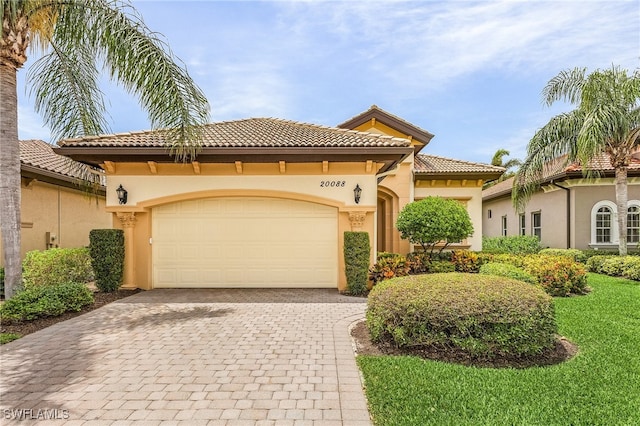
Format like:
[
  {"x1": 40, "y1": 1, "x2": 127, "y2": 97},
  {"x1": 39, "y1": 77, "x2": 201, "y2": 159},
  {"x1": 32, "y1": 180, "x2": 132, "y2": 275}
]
[
  {"x1": 352, "y1": 120, "x2": 486, "y2": 254},
  {"x1": 0, "y1": 179, "x2": 112, "y2": 266},
  {"x1": 106, "y1": 161, "x2": 380, "y2": 291}
]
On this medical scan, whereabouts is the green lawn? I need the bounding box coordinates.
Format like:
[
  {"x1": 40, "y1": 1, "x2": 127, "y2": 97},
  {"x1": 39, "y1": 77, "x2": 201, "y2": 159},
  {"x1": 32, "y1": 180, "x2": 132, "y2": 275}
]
[{"x1": 357, "y1": 274, "x2": 640, "y2": 426}]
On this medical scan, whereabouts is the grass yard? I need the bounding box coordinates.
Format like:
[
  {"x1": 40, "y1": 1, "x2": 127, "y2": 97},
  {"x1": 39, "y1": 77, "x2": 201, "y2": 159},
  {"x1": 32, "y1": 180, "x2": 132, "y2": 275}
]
[{"x1": 357, "y1": 274, "x2": 640, "y2": 426}]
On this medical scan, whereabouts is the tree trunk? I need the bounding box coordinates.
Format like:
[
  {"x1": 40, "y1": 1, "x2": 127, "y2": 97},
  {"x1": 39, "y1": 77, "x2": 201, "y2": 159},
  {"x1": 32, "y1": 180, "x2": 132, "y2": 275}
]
[
  {"x1": 614, "y1": 166, "x2": 628, "y2": 256},
  {"x1": 0, "y1": 63, "x2": 22, "y2": 298}
]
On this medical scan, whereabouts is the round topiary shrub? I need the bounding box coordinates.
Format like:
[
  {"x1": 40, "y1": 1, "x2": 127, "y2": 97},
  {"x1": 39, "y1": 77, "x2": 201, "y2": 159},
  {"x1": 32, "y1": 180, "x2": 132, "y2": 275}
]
[{"x1": 366, "y1": 273, "x2": 557, "y2": 359}]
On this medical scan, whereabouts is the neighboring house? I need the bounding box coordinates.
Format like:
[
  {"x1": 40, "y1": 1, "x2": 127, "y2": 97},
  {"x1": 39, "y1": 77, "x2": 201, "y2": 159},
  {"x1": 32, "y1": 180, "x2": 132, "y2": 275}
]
[
  {"x1": 56, "y1": 106, "x2": 503, "y2": 291},
  {"x1": 0, "y1": 139, "x2": 112, "y2": 266},
  {"x1": 482, "y1": 151, "x2": 640, "y2": 250}
]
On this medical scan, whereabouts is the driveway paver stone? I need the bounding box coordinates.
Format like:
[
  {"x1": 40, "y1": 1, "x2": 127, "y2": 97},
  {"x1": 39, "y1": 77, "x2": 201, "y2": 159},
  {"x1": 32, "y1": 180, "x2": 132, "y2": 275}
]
[{"x1": 1, "y1": 289, "x2": 371, "y2": 425}]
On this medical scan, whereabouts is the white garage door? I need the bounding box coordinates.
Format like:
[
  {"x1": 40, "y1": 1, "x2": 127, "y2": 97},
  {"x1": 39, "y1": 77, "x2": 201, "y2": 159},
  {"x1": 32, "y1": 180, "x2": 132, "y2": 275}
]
[{"x1": 152, "y1": 197, "x2": 338, "y2": 288}]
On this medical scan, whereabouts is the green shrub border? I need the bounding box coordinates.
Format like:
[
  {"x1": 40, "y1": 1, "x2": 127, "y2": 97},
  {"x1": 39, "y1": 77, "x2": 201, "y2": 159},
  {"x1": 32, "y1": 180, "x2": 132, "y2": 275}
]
[
  {"x1": 89, "y1": 229, "x2": 125, "y2": 293},
  {"x1": 344, "y1": 232, "x2": 370, "y2": 295},
  {"x1": 0, "y1": 282, "x2": 94, "y2": 323}
]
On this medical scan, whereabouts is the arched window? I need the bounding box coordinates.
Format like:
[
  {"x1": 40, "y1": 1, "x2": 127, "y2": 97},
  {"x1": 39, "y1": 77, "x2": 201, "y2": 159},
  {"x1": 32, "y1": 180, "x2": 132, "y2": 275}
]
[
  {"x1": 628, "y1": 205, "x2": 640, "y2": 244},
  {"x1": 596, "y1": 206, "x2": 613, "y2": 243},
  {"x1": 591, "y1": 200, "x2": 618, "y2": 246}
]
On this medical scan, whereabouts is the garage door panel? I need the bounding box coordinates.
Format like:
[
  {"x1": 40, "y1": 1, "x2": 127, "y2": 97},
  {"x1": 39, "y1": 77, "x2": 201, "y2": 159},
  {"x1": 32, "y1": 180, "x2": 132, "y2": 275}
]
[{"x1": 153, "y1": 197, "x2": 338, "y2": 288}]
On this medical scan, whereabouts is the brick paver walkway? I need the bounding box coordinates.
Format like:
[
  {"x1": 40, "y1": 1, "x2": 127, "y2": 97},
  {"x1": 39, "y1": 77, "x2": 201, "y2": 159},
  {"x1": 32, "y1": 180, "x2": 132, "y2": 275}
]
[{"x1": 0, "y1": 289, "x2": 371, "y2": 425}]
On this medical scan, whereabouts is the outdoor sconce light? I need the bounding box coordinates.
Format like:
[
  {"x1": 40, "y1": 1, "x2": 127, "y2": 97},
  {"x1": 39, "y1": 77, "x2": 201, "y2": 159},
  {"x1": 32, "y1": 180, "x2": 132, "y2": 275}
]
[
  {"x1": 354, "y1": 184, "x2": 362, "y2": 204},
  {"x1": 116, "y1": 184, "x2": 128, "y2": 205}
]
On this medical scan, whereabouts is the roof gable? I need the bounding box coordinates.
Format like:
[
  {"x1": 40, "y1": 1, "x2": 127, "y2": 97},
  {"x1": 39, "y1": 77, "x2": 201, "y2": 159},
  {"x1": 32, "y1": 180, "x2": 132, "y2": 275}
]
[{"x1": 337, "y1": 105, "x2": 434, "y2": 151}]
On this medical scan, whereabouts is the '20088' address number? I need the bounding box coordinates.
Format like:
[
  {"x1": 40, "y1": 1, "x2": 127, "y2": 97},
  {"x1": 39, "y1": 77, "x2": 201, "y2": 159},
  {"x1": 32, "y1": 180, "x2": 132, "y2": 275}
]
[{"x1": 320, "y1": 180, "x2": 346, "y2": 188}]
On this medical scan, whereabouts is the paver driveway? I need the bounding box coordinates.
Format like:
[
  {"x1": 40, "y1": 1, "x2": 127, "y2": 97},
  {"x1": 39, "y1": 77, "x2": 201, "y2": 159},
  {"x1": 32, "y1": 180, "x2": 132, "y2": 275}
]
[{"x1": 0, "y1": 289, "x2": 371, "y2": 425}]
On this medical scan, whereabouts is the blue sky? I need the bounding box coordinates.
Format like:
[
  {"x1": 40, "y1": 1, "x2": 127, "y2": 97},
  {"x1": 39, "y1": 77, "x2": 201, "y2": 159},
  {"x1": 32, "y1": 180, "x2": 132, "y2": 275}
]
[{"x1": 16, "y1": 0, "x2": 639, "y2": 164}]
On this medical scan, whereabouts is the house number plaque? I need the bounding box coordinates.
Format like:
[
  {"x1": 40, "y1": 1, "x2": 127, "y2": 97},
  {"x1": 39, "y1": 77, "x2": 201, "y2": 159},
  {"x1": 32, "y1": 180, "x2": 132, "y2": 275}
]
[{"x1": 320, "y1": 180, "x2": 346, "y2": 188}]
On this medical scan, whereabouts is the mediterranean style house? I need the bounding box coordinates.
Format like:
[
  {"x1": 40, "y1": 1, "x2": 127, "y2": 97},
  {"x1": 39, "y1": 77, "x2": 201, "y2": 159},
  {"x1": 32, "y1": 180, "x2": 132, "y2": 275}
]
[
  {"x1": 55, "y1": 106, "x2": 503, "y2": 291},
  {"x1": 482, "y1": 151, "x2": 640, "y2": 250},
  {"x1": 0, "y1": 139, "x2": 112, "y2": 266}
]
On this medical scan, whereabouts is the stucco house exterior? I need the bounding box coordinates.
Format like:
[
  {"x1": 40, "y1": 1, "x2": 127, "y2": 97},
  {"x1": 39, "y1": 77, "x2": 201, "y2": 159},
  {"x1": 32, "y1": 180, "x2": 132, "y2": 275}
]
[
  {"x1": 482, "y1": 151, "x2": 640, "y2": 250},
  {"x1": 56, "y1": 106, "x2": 503, "y2": 291},
  {"x1": 0, "y1": 139, "x2": 112, "y2": 266}
]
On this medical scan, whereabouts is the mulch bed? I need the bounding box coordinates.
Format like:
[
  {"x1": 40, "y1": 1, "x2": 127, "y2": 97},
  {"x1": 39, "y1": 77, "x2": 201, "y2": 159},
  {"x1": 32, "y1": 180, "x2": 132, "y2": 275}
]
[
  {"x1": 350, "y1": 320, "x2": 578, "y2": 369},
  {"x1": 1, "y1": 289, "x2": 141, "y2": 338}
]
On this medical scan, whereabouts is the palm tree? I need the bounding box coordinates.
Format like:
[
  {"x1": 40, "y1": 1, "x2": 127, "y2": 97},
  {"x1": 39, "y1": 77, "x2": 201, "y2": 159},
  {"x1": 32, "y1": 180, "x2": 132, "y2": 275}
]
[
  {"x1": 483, "y1": 148, "x2": 520, "y2": 188},
  {"x1": 513, "y1": 66, "x2": 640, "y2": 255},
  {"x1": 1, "y1": 0, "x2": 210, "y2": 298}
]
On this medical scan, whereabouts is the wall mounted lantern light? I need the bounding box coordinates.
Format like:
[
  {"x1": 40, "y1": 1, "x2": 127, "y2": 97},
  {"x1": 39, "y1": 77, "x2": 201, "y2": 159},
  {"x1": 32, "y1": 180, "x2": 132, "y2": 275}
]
[
  {"x1": 116, "y1": 184, "x2": 128, "y2": 205},
  {"x1": 353, "y1": 184, "x2": 362, "y2": 204}
]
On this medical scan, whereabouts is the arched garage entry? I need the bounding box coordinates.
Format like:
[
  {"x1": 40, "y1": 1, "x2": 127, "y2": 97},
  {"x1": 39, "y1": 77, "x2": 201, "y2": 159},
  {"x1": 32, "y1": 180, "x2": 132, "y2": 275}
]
[{"x1": 152, "y1": 197, "x2": 338, "y2": 288}]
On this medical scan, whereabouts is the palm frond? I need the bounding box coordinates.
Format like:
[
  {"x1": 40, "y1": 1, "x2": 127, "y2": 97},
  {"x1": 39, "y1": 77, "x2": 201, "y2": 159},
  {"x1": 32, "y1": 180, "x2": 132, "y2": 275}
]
[
  {"x1": 52, "y1": 0, "x2": 210, "y2": 161},
  {"x1": 27, "y1": 39, "x2": 109, "y2": 140},
  {"x1": 542, "y1": 67, "x2": 586, "y2": 107},
  {"x1": 512, "y1": 111, "x2": 582, "y2": 211}
]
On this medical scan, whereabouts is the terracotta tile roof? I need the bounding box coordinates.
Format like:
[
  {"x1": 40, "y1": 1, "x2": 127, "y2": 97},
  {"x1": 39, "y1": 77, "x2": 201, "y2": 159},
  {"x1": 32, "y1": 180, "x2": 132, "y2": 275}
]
[
  {"x1": 414, "y1": 154, "x2": 505, "y2": 174},
  {"x1": 57, "y1": 118, "x2": 412, "y2": 148},
  {"x1": 482, "y1": 151, "x2": 640, "y2": 200},
  {"x1": 21, "y1": 139, "x2": 105, "y2": 184}
]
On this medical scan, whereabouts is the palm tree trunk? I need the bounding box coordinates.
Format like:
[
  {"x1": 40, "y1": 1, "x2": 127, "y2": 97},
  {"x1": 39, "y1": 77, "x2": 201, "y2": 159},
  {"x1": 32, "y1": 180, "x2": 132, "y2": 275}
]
[
  {"x1": 0, "y1": 63, "x2": 22, "y2": 299},
  {"x1": 615, "y1": 166, "x2": 628, "y2": 256}
]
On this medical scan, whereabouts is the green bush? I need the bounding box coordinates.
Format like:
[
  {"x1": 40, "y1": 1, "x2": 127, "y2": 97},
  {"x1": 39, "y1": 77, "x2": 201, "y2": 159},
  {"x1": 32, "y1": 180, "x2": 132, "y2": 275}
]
[
  {"x1": 589, "y1": 255, "x2": 640, "y2": 281},
  {"x1": 586, "y1": 255, "x2": 609, "y2": 273},
  {"x1": 451, "y1": 250, "x2": 481, "y2": 273},
  {"x1": 539, "y1": 248, "x2": 587, "y2": 263},
  {"x1": 344, "y1": 232, "x2": 371, "y2": 295},
  {"x1": 366, "y1": 273, "x2": 557, "y2": 359},
  {"x1": 396, "y1": 197, "x2": 473, "y2": 253},
  {"x1": 482, "y1": 236, "x2": 542, "y2": 254},
  {"x1": 600, "y1": 257, "x2": 627, "y2": 277},
  {"x1": 621, "y1": 257, "x2": 640, "y2": 280},
  {"x1": 491, "y1": 253, "x2": 527, "y2": 268},
  {"x1": 89, "y1": 229, "x2": 125, "y2": 292},
  {"x1": 427, "y1": 260, "x2": 456, "y2": 273},
  {"x1": 369, "y1": 253, "x2": 409, "y2": 286},
  {"x1": 0, "y1": 282, "x2": 94, "y2": 323},
  {"x1": 521, "y1": 255, "x2": 588, "y2": 297},
  {"x1": 479, "y1": 262, "x2": 538, "y2": 285},
  {"x1": 22, "y1": 248, "x2": 93, "y2": 288},
  {"x1": 581, "y1": 249, "x2": 620, "y2": 259}
]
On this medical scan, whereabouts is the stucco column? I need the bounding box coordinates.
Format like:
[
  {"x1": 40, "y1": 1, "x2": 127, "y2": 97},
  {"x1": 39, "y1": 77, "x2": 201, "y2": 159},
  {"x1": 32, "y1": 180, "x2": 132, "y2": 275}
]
[
  {"x1": 348, "y1": 211, "x2": 367, "y2": 231},
  {"x1": 116, "y1": 212, "x2": 137, "y2": 289}
]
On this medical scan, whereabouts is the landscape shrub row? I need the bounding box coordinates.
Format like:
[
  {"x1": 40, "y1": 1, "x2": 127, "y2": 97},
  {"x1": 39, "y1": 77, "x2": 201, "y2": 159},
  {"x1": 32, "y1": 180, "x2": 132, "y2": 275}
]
[
  {"x1": 366, "y1": 273, "x2": 557, "y2": 359},
  {"x1": 22, "y1": 247, "x2": 94, "y2": 288},
  {"x1": 370, "y1": 249, "x2": 588, "y2": 296},
  {"x1": 0, "y1": 282, "x2": 94, "y2": 323},
  {"x1": 587, "y1": 255, "x2": 640, "y2": 281}
]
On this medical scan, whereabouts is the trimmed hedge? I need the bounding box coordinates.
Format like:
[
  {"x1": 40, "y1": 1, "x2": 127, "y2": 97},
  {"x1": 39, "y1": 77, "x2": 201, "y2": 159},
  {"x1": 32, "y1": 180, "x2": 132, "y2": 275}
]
[
  {"x1": 587, "y1": 255, "x2": 640, "y2": 280},
  {"x1": 539, "y1": 248, "x2": 587, "y2": 263},
  {"x1": 89, "y1": 229, "x2": 125, "y2": 292},
  {"x1": 22, "y1": 247, "x2": 93, "y2": 288},
  {"x1": 0, "y1": 282, "x2": 94, "y2": 323},
  {"x1": 479, "y1": 262, "x2": 537, "y2": 285},
  {"x1": 366, "y1": 273, "x2": 557, "y2": 359},
  {"x1": 482, "y1": 236, "x2": 542, "y2": 254},
  {"x1": 344, "y1": 232, "x2": 371, "y2": 295}
]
